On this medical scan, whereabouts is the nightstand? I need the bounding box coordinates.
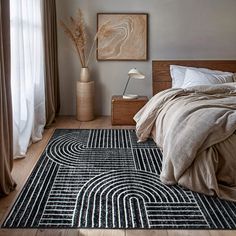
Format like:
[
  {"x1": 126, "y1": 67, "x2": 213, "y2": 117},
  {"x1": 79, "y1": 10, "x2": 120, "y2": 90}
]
[{"x1": 111, "y1": 96, "x2": 148, "y2": 125}]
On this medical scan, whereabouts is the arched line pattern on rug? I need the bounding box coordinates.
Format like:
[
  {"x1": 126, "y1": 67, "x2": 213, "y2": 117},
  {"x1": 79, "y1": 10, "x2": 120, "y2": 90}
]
[
  {"x1": 45, "y1": 130, "x2": 137, "y2": 168},
  {"x1": 72, "y1": 170, "x2": 207, "y2": 229}
]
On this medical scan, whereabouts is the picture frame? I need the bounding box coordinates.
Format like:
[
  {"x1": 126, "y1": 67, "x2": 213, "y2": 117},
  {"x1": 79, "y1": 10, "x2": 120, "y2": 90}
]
[{"x1": 97, "y1": 13, "x2": 148, "y2": 61}]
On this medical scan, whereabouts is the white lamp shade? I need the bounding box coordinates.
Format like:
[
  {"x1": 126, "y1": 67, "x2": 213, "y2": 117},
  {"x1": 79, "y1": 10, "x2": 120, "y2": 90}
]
[
  {"x1": 122, "y1": 68, "x2": 145, "y2": 99},
  {"x1": 128, "y1": 68, "x2": 145, "y2": 79}
]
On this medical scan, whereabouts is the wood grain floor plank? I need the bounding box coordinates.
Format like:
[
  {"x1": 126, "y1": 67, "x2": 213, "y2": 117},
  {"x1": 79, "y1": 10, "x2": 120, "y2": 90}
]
[
  {"x1": 0, "y1": 229, "x2": 37, "y2": 236},
  {"x1": 209, "y1": 231, "x2": 236, "y2": 236},
  {"x1": 126, "y1": 229, "x2": 168, "y2": 236},
  {"x1": 36, "y1": 229, "x2": 67, "y2": 236},
  {"x1": 167, "y1": 230, "x2": 211, "y2": 236},
  {"x1": 64, "y1": 229, "x2": 80, "y2": 236},
  {"x1": 79, "y1": 229, "x2": 125, "y2": 236}
]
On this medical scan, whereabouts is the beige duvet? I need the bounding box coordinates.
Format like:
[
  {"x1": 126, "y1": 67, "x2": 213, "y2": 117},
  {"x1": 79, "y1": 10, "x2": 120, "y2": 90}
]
[{"x1": 134, "y1": 83, "x2": 236, "y2": 202}]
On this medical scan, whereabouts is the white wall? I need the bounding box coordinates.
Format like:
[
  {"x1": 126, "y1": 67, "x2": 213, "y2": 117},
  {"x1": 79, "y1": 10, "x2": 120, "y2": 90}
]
[{"x1": 56, "y1": 0, "x2": 236, "y2": 116}]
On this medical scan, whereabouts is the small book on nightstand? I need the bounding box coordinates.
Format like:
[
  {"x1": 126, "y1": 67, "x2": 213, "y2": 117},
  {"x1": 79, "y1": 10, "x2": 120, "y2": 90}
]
[{"x1": 111, "y1": 95, "x2": 148, "y2": 125}]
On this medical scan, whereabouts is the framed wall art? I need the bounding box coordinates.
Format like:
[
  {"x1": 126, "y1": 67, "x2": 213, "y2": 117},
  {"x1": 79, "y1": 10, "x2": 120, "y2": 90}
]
[{"x1": 97, "y1": 13, "x2": 148, "y2": 61}]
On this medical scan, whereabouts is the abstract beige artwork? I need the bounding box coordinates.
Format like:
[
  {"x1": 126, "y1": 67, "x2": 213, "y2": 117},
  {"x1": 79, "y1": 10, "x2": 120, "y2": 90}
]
[{"x1": 97, "y1": 13, "x2": 148, "y2": 61}]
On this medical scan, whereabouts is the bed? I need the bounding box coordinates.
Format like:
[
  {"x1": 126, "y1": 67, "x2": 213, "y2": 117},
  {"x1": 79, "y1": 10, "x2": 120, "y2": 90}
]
[{"x1": 134, "y1": 60, "x2": 236, "y2": 202}]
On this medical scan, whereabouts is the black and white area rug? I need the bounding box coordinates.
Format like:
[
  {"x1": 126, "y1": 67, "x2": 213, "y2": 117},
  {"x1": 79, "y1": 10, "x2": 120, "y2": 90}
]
[{"x1": 2, "y1": 129, "x2": 236, "y2": 229}]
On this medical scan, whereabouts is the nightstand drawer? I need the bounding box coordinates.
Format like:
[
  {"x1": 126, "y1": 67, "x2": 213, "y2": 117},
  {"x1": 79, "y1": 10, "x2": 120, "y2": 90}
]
[{"x1": 111, "y1": 96, "x2": 148, "y2": 125}]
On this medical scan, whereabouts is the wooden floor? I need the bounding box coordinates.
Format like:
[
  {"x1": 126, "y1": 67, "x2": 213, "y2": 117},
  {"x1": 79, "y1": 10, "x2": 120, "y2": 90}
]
[{"x1": 0, "y1": 116, "x2": 235, "y2": 236}]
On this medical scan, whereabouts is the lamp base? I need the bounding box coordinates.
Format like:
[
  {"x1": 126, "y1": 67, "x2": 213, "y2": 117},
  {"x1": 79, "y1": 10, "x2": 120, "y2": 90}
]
[{"x1": 122, "y1": 94, "x2": 139, "y2": 99}]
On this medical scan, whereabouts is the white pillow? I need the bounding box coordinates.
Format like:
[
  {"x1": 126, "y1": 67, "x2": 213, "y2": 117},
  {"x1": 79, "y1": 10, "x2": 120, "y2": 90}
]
[
  {"x1": 170, "y1": 65, "x2": 234, "y2": 88},
  {"x1": 181, "y1": 69, "x2": 234, "y2": 88}
]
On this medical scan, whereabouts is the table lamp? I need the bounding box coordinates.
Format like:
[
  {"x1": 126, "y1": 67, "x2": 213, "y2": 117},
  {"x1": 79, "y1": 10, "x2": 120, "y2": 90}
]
[{"x1": 122, "y1": 68, "x2": 145, "y2": 99}]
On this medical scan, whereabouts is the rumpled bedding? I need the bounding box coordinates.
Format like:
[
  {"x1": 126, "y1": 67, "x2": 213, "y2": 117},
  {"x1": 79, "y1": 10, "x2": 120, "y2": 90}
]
[{"x1": 134, "y1": 83, "x2": 236, "y2": 201}]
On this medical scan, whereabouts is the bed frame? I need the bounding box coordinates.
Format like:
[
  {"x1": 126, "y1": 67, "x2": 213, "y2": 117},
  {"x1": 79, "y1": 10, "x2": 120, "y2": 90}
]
[{"x1": 152, "y1": 60, "x2": 236, "y2": 95}]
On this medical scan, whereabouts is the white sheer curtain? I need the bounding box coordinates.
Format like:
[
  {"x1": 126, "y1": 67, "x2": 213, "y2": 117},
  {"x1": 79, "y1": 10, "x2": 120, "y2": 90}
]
[{"x1": 10, "y1": 0, "x2": 46, "y2": 158}]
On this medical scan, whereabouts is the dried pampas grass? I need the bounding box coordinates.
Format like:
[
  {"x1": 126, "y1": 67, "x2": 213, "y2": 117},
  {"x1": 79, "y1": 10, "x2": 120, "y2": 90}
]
[{"x1": 60, "y1": 9, "x2": 114, "y2": 67}]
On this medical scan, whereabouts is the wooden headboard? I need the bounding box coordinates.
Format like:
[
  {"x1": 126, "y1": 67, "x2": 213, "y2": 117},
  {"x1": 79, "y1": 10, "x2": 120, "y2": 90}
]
[{"x1": 152, "y1": 60, "x2": 236, "y2": 95}]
